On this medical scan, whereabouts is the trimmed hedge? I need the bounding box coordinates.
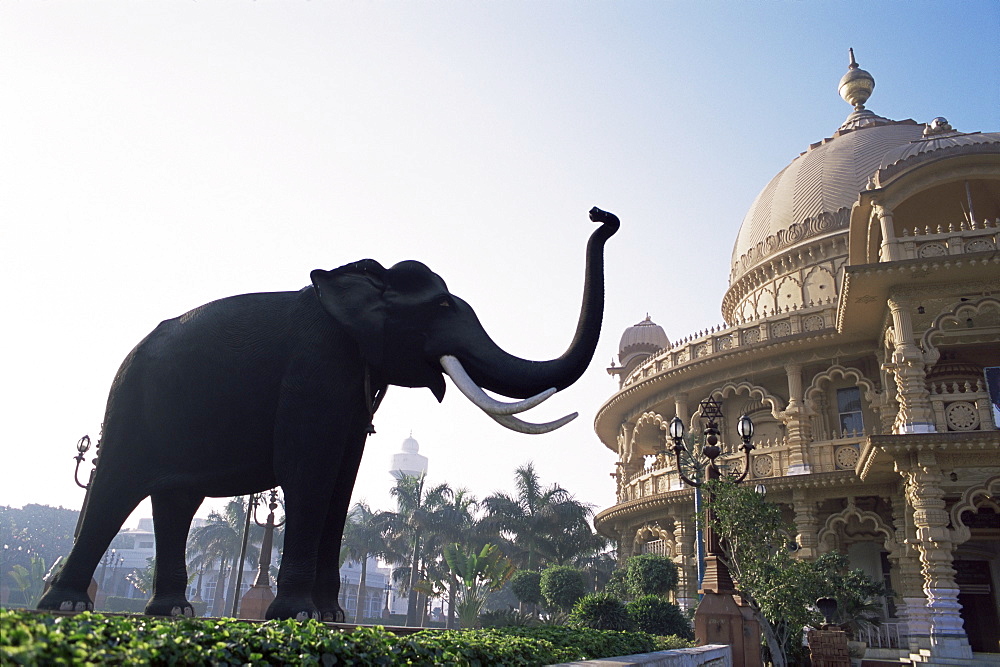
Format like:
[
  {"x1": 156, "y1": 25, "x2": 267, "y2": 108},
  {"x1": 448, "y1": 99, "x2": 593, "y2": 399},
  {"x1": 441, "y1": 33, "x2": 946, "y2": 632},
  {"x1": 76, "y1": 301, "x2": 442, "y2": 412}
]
[{"x1": 1, "y1": 609, "x2": 686, "y2": 666}]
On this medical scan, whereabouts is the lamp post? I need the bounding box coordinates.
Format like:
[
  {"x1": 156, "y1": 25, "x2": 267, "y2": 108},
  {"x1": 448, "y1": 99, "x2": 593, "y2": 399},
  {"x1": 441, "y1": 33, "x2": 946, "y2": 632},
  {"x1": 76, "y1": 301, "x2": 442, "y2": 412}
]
[
  {"x1": 72, "y1": 435, "x2": 98, "y2": 540},
  {"x1": 669, "y1": 399, "x2": 761, "y2": 667},
  {"x1": 239, "y1": 489, "x2": 285, "y2": 619},
  {"x1": 383, "y1": 581, "x2": 391, "y2": 619}
]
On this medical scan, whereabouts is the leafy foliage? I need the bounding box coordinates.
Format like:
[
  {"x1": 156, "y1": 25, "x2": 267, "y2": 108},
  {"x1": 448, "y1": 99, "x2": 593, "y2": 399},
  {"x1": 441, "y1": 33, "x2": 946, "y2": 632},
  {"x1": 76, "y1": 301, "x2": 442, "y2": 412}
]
[
  {"x1": 0, "y1": 504, "x2": 78, "y2": 593},
  {"x1": 540, "y1": 565, "x2": 587, "y2": 613},
  {"x1": 622, "y1": 553, "x2": 678, "y2": 598},
  {"x1": 510, "y1": 570, "x2": 543, "y2": 606},
  {"x1": 568, "y1": 592, "x2": 635, "y2": 631},
  {"x1": 625, "y1": 595, "x2": 692, "y2": 638},
  {"x1": 705, "y1": 480, "x2": 888, "y2": 667},
  {"x1": 442, "y1": 543, "x2": 516, "y2": 628},
  {"x1": 7, "y1": 556, "x2": 47, "y2": 607},
  {"x1": 1, "y1": 609, "x2": 686, "y2": 665}
]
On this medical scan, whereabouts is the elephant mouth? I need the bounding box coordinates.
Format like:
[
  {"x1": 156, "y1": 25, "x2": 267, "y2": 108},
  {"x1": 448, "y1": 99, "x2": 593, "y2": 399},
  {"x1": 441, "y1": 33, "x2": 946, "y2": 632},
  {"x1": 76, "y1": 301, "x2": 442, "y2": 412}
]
[{"x1": 438, "y1": 355, "x2": 577, "y2": 434}]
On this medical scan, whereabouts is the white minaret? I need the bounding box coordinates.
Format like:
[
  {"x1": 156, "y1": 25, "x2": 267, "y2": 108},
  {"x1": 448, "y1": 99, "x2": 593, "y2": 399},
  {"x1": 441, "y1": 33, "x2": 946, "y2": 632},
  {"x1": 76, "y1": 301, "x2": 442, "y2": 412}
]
[{"x1": 389, "y1": 433, "x2": 428, "y2": 480}]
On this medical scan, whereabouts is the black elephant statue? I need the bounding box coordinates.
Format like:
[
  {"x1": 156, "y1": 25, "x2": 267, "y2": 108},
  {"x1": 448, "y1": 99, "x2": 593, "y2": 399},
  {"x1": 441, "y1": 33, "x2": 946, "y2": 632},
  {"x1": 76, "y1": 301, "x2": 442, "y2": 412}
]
[{"x1": 38, "y1": 207, "x2": 619, "y2": 620}]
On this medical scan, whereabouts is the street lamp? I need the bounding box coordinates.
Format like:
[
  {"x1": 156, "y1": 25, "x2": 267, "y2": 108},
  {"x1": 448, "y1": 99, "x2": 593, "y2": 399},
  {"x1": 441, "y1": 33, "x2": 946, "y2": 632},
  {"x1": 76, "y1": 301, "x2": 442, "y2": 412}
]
[
  {"x1": 239, "y1": 489, "x2": 285, "y2": 619},
  {"x1": 669, "y1": 398, "x2": 760, "y2": 666},
  {"x1": 72, "y1": 435, "x2": 99, "y2": 540},
  {"x1": 383, "y1": 581, "x2": 391, "y2": 619},
  {"x1": 98, "y1": 549, "x2": 117, "y2": 589}
]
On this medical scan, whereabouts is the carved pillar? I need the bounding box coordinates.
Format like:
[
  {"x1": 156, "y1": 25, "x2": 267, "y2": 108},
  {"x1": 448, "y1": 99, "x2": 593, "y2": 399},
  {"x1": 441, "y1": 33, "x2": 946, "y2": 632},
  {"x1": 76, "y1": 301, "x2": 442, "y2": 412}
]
[
  {"x1": 792, "y1": 490, "x2": 820, "y2": 559},
  {"x1": 675, "y1": 393, "x2": 689, "y2": 429},
  {"x1": 781, "y1": 364, "x2": 812, "y2": 475},
  {"x1": 885, "y1": 297, "x2": 935, "y2": 434},
  {"x1": 874, "y1": 201, "x2": 901, "y2": 262},
  {"x1": 897, "y1": 451, "x2": 972, "y2": 660},
  {"x1": 673, "y1": 510, "x2": 699, "y2": 612},
  {"x1": 892, "y1": 493, "x2": 928, "y2": 653}
]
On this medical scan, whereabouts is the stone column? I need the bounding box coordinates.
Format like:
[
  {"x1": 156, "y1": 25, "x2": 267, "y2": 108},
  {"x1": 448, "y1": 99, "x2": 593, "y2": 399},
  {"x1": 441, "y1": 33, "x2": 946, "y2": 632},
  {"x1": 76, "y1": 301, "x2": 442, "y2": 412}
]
[
  {"x1": 781, "y1": 364, "x2": 813, "y2": 475},
  {"x1": 675, "y1": 393, "x2": 689, "y2": 429},
  {"x1": 792, "y1": 490, "x2": 820, "y2": 559},
  {"x1": 892, "y1": 495, "x2": 929, "y2": 654},
  {"x1": 886, "y1": 297, "x2": 935, "y2": 434},
  {"x1": 673, "y1": 510, "x2": 699, "y2": 612},
  {"x1": 897, "y1": 451, "x2": 972, "y2": 661},
  {"x1": 874, "y1": 201, "x2": 901, "y2": 262}
]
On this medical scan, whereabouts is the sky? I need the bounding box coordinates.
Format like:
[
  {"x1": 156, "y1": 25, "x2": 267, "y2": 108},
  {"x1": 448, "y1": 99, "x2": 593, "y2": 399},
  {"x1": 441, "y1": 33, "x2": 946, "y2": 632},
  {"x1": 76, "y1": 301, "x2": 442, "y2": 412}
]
[{"x1": 2, "y1": 2, "x2": 998, "y2": 530}]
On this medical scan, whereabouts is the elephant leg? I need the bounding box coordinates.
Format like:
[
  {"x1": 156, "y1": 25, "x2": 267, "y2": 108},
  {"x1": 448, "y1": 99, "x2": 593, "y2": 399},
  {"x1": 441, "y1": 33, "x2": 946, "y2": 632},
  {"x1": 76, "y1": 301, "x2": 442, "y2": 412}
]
[
  {"x1": 313, "y1": 431, "x2": 369, "y2": 622},
  {"x1": 38, "y1": 474, "x2": 146, "y2": 612},
  {"x1": 145, "y1": 490, "x2": 204, "y2": 617}
]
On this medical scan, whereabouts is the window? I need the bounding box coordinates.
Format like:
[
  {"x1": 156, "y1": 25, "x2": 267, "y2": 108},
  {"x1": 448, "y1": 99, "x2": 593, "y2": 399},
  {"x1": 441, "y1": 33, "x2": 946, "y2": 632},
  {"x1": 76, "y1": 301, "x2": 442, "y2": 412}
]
[
  {"x1": 837, "y1": 387, "x2": 864, "y2": 435},
  {"x1": 139, "y1": 541, "x2": 154, "y2": 549}
]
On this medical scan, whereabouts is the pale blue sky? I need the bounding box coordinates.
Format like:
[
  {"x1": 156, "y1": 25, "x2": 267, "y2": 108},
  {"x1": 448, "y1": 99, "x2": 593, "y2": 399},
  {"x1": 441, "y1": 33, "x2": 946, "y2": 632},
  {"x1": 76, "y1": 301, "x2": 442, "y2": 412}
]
[{"x1": 1, "y1": 2, "x2": 997, "y2": 524}]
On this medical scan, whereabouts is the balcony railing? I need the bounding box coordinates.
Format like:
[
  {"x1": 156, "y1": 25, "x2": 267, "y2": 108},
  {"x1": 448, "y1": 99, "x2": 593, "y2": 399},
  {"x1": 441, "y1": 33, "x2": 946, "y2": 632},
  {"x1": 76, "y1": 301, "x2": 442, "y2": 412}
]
[{"x1": 895, "y1": 217, "x2": 999, "y2": 261}]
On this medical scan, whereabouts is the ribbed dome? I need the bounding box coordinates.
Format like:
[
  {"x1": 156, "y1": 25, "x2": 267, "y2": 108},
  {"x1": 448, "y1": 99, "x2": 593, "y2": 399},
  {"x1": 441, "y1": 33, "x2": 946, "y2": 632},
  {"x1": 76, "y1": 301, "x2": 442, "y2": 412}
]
[
  {"x1": 619, "y1": 316, "x2": 669, "y2": 360},
  {"x1": 730, "y1": 121, "x2": 924, "y2": 284}
]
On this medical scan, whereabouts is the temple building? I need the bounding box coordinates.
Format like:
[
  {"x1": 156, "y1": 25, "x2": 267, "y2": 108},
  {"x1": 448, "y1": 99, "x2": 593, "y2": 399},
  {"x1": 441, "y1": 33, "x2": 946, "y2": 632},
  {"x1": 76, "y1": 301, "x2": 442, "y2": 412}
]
[{"x1": 594, "y1": 53, "x2": 1000, "y2": 663}]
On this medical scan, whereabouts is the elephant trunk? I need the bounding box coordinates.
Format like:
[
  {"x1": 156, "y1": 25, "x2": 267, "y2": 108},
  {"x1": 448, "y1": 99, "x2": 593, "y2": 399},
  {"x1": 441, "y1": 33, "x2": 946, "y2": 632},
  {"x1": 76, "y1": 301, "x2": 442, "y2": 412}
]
[{"x1": 457, "y1": 207, "x2": 619, "y2": 400}]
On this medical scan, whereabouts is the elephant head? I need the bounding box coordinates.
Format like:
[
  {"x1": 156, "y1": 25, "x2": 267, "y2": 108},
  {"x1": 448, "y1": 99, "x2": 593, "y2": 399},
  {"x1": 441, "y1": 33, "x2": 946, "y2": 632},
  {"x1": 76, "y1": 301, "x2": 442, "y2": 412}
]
[{"x1": 310, "y1": 207, "x2": 619, "y2": 433}]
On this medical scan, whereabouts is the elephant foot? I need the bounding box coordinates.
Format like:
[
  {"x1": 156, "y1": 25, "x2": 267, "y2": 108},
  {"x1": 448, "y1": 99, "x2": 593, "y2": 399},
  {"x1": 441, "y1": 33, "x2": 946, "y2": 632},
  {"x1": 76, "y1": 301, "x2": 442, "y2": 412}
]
[
  {"x1": 37, "y1": 586, "x2": 93, "y2": 613},
  {"x1": 145, "y1": 596, "x2": 196, "y2": 617},
  {"x1": 264, "y1": 596, "x2": 322, "y2": 621},
  {"x1": 319, "y1": 606, "x2": 345, "y2": 623}
]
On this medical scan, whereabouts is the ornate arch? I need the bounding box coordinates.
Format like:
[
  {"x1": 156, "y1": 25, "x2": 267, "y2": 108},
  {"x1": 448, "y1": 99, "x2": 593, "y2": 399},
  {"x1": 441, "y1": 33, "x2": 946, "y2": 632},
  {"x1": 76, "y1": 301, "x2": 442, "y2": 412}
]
[
  {"x1": 950, "y1": 474, "x2": 1000, "y2": 545},
  {"x1": 921, "y1": 297, "x2": 1000, "y2": 366},
  {"x1": 630, "y1": 412, "x2": 668, "y2": 459},
  {"x1": 693, "y1": 382, "x2": 783, "y2": 428},
  {"x1": 817, "y1": 499, "x2": 900, "y2": 559},
  {"x1": 633, "y1": 522, "x2": 675, "y2": 557},
  {"x1": 805, "y1": 364, "x2": 878, "y2": 407}
]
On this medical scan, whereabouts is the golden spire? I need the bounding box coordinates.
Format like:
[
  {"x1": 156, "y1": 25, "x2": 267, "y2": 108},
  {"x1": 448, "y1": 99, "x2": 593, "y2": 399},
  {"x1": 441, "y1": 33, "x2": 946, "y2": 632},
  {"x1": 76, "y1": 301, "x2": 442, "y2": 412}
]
[{"x1": 838, "y1": 48, "x2": 875, "y2": 111}]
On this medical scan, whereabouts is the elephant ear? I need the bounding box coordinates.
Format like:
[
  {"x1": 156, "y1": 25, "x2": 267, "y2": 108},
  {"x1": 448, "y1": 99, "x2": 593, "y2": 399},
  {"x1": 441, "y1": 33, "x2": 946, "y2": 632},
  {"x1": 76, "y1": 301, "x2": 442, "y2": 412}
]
[{"x1": 311, "y1": 259, "x2": 388, "y2": 367}]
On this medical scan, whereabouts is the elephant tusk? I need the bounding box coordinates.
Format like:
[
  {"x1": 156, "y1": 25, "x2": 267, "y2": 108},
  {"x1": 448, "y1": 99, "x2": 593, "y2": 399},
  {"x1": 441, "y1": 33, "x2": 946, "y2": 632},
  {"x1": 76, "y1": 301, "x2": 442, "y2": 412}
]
[
  {"x1": 439, "y1": 355, "x2": 557, "y2": 415},
  {"x1": 487, "y1": 411, "x2": 579, "y2": 435}
]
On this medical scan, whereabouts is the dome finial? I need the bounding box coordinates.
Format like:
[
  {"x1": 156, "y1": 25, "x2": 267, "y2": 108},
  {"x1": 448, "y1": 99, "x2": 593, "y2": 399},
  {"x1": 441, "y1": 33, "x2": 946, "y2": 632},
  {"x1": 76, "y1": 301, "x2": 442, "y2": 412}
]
[{"x1": 838, "y1": 48, "x2": 875, "y2": 111}]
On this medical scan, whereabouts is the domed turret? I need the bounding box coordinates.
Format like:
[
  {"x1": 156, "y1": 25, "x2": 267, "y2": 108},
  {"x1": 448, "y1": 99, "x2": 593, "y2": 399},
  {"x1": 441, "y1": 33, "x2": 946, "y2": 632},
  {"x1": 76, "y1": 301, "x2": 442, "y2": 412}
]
[
  {"x1": 608, "y1": 315, "x2": 669, "y2": 385},
  {"x1": 390, "y1": 433, "x2": 428, "y2": 480}
]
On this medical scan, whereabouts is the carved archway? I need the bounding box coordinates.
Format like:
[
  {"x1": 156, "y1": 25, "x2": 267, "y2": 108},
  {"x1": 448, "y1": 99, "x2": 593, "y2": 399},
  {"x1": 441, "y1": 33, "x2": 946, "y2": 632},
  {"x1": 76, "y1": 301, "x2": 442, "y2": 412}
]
[
  {"x1": 950, "y1": 474, "x2": 1000, "y2": 545},
  {"x1": 630, "y1": 412, "x2": 669, "y2": 461},
  {"x1": 921, "y1": 297, "x2": 1000, "y2": 366},
  {"x1": 633, "y1": 522, "x2": 675, "y2": 557},
  {"x1": 805, "y1": 364, "x2": 880, "y2": 439},
  {"x1": 817, "y1": 499, "x2": 900, "y2": 560}
]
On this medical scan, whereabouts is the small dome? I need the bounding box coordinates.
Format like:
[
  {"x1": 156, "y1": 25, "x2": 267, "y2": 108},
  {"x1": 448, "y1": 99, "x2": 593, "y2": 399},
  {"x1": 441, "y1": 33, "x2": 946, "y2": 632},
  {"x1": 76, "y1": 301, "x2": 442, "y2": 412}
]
[
  {"x1": 619, "y1": 315, "x2": 669, "y2": 359},
  {"x1": 401, "y1": 435, "x2": 420, "y2": 454}
]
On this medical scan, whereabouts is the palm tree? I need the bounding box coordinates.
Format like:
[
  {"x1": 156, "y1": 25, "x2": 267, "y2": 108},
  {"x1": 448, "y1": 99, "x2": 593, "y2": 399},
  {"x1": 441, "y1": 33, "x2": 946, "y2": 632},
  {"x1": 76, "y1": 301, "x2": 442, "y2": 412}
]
[
  {"x1": 481, "y1": 462, "x2": 595, "y2": 571},
  {"x1": 383, "y1": 474, "x2": 452, "y2": 626},
  {"x1": 187, "y1": 498, "x2": 262, "y2": 616},
  {"x1": 341, "y1": 502, "x2": 391, "y2": 623},
  {"x1": 430, "y1": 488, "x2": 480, "y2": 628}
]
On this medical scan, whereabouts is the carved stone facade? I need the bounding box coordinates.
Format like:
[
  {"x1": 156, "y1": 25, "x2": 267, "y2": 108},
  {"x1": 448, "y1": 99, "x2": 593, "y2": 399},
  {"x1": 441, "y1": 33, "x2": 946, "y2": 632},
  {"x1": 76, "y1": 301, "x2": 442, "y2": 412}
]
[{"x1": 598, "y1": 62, "x2": 1000, "y2": 664}]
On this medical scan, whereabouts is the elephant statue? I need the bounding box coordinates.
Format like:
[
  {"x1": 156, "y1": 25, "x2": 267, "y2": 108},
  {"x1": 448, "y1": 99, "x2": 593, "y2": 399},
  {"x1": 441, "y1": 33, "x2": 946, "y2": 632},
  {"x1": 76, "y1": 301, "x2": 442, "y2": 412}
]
[{"x1": 38, "y1": 207, "x2": 619, "y2": 620}]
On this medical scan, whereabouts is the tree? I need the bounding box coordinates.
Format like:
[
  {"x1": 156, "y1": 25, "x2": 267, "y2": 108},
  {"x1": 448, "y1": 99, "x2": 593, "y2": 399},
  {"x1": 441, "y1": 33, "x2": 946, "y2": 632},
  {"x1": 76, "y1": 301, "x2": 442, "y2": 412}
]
[
  {"x1": 427, "y1": 488, "x2": 480, "y2": 628},
  {"x1": 510, "y1": 570, "x2": 543, "y2": 615},
  {"x1": 568, "y1": 592, "x2": 634, "y2": 631},
  {"x1": 540, "y1": 565, "x2": 586, "y2": 614},
  {"x1": 187, "y1": 498, "x2": 261, "y2": 616},
  {"x1": 383, "y1": 474, "x2": 452, "y2": 626},
  {"x1": 8, "y1": 555, "x2": 47, "y2": 607},
  {"x1": 443, "y1": 543, "x2": 515, "y2": 628},
  {"x1": 481, "y1": 463, "x2": 597, "y2": 570},
  {"x1": 705, "y1": 480, "x2": 887, "y2": 667},
  {"x1": 622, "y1": 553, "x2": 679, "y2": 598},
  {"x1": 340, "y1": 502, "x2": 390, "y2": 623},
  {"x1": 0, "y1": 504, "x2": 79, "y2": 592}
]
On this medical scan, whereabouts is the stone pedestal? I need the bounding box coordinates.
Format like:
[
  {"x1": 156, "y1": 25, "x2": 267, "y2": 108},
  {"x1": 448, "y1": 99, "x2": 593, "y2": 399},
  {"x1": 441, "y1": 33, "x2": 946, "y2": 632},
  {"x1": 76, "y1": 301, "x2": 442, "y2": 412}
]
[
  {"x1": 694, "y1": 591, "x2": 760, "y2": 667},
  {"x1": 239, "y1": 584, "x2": 275, "y2": 620}
]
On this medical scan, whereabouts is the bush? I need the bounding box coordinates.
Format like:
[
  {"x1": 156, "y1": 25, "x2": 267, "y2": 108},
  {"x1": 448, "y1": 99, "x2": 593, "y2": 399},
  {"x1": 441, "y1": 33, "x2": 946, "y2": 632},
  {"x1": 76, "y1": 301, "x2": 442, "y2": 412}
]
[
  {"x1": 479, "y1": 608, "x2": 536, "y2": 628},
  {"x1": 623, "y1": 554, "x2": 678, "y2": 598},
  {"x1": 540, "y1": 565, "x2": 587, "y2": 613},
  {"x1": 626, "y1": 595, "x2": 692, "y2": 639},
  {"x1": 0, "y1": 608, "x2": 689, "y2": 665},
  {"x1": 568, "y1": 593, "x2": 635, "y2": 631},
  {"x1": 510, "y1": 570, "x2": 543, "y2": 606}
]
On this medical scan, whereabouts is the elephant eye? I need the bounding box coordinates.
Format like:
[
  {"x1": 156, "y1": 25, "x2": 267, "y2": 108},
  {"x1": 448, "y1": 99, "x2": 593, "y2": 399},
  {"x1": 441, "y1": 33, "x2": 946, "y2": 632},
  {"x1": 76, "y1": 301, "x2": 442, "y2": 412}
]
[{"x1": 439, "y1": 299, "x2": 450, "y2": 308}]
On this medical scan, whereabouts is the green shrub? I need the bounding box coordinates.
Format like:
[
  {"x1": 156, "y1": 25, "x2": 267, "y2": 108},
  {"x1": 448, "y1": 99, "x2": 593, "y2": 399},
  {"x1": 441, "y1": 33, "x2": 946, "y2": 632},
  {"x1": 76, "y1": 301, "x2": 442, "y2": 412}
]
[
  {"x1": 623, "y1": 554, "x2": 679, "y2": 598},
  {"x1": 626, "y1": 595, "x2": 692, "y2": 639},
  {"x1": 510, "y1": 570, "x2": 543, "y2": 606},
  {"x1": 479, "y1": 608, "x2": 536, "y2": 628},
  {"x1": 0, "y1": 608, "x2": 694, "y2": 666},
  {"x1": 568, "y1": 593, "x2": 635, "y2": 631},
  {"x1": 540, "y1": 565, "x2": 587, "y2": 613}
]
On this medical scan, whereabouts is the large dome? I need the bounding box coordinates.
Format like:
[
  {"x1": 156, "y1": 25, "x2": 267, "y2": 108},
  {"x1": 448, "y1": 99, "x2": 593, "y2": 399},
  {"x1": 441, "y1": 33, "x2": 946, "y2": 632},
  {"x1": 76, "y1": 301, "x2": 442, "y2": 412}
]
[{"x1": 729, "y1": 120, "x2": 924, "y2": 285}]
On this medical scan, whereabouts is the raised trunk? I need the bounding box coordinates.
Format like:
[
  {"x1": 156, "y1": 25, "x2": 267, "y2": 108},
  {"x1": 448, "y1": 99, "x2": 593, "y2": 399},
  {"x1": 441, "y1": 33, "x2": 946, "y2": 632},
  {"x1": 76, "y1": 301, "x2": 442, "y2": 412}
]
[{"x1": 458, "y1": 210, "x2": 619, "y2": 399}]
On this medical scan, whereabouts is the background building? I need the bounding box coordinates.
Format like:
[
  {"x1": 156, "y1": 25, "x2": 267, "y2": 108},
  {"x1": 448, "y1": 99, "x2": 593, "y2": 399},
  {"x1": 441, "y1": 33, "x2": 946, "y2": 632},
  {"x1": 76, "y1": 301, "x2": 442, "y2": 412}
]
[{"x1": 595, "y1": 54, "x2": 999, "y2": 664}]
